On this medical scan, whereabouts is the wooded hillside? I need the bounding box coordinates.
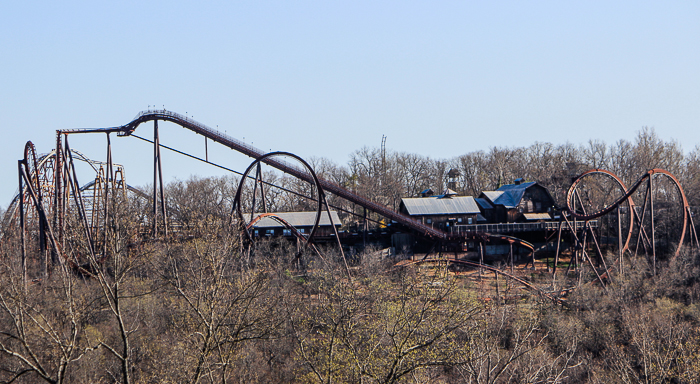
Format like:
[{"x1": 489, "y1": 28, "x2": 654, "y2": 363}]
[{"x1": 1, "y1": 127, "x2": 699, "y2": 383}]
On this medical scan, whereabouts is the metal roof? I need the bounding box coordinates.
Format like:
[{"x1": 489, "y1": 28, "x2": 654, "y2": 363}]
[
  {"x1": 475, "y1": 197, "x2": 493, "y2": 210},
  {"x1": 497, "y1": 181, "x2": 536, "y2": 206},
  {"x1": 481, "y1": 181, "x2": 537, "y2": 208},
  {"x1": 442, "y1": 188, "x2": 458, "y2": 196},
  {"x1": 253, "y1": 211, "x2": 342, "y2": 228},
  {"x1": 401, "y1": 196, "x2": 481, "y2": 216},
  {"x1": 481, "y1": 191, "x2": 517, "y2": 208},
  {"x1": 523, "y1": 213, "x2": 552, "y2": 221}
]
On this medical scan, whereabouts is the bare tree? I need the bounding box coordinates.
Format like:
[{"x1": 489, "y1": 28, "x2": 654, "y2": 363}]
[
  {"x1": 166, "y1": 175, "x2": 237, "y2": 235},
  {"x1": 0, "y1": 262, "x2": 97, "y2": 384},
  {"x1": 454, "y1": 151, "x2": 490, "y2": 196},
  {"x1": 290, "y1": 264, "x2": 482, "y2": 383},
  {"x1": 164, "y1": 237, "x2": 283, "y2": 383}
]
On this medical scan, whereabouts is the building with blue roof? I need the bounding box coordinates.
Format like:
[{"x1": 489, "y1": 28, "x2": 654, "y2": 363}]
[{"x1": 478, "y1": 179, "x2": 556, "y2": 223}]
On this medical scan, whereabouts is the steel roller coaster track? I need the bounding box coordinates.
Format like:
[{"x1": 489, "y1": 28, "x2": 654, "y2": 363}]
[
  {"x1": 567, "y1": 168, "x2": 698, "y2": 258},
  {"x1": 63, "y1": 109, "x2": 534, "y2": 248},
  {"x1": 12, "y1": 109, "x2": 697, "y2": 294},
  {"x1": 3, "y1": 109, "x2": 698, "y2": 300}
]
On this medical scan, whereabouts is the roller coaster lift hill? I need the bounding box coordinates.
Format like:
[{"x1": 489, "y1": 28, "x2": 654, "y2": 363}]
[{"x1": 5, "y1": 109, "x2": 698, "y2": 299}]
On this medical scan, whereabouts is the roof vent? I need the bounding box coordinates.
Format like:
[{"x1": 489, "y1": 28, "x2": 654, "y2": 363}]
[{"x1": 514, "y1": 178, "x2": 525, "y2": 185}]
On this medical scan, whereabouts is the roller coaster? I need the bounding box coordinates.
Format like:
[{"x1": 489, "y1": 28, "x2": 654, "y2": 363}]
[{"x1": 3, "y1": 109, "x2": 698, "y2": 299}]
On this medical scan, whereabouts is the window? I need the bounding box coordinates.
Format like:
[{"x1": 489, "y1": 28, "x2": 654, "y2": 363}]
[
  {"x1": 426, "y1": 219, "x2": 432, "y2": 224},
  {"x1": 283, "y1": 229, "x2": 292, "y2": 236},
  {"x1": 468, "y1": 217, "x2": 472, "y2": 224}
]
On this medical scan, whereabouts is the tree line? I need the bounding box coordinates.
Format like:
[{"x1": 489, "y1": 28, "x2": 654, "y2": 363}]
[
  {"x1": 221, "y1": 126, "x2": 700, "y2": 227},
  {"x1": 2, "y1": 208, "x2": 700, "y2": 382},
  {"x1": 1, "y1": 127, "x2": 700, "y2": 382}
]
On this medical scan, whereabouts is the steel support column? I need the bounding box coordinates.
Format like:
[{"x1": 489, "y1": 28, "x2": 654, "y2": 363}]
[
  {"x1": 152, "y1": 120, "x2": 168, "y2": 237},
  {"x1": 18, "y1": 160, "x2": 26, "y2": 289},
  {"x1": 649, "y1": 176, "x2": 656, "y2": 275},
  {"x1": 65, "y1": 137, "x2": 96, "y2": 258},
  {"x1": 103, "y1": 133, "x2": 112, "y2": 259}
]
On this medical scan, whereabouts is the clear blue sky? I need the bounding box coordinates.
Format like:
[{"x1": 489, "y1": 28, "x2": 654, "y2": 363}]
[{"x1": 2, "y1": 1, "x2": 699, "y2": 207}]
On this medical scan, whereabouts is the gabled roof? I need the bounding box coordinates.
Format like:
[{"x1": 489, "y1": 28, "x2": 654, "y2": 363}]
[
  {"x1": 401, "y1": 196, "x2": 480, "y2": 216},
  {"x1": 480, "y1": 181, "x2": 537, "y2": 208},
  {"x1": 253, "y1": 211, "x2": 342, "y2": 228},
  {"x1": 480, "y1": 191, "x2": 507, "y2": 208},
  {"x1": 474, "y1": 197, "x2": 493, "y2": 210},
  {"x1": 442, "y1": 188, "x2": 458, "y2": 197},
  {"x1": 497, "y1": 181, "x2": 536, "y2": 193}
]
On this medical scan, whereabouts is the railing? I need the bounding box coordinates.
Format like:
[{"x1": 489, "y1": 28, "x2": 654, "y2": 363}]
[
  {"x1": 453, "y1": 220, "x2": 597, "y2": 234},
  {"x1": 127, "y1": 109, "x2": 315, "y2": 175}
]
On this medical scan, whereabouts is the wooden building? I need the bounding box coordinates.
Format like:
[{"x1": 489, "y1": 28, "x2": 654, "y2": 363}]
[
  {"x1": 477, "y1": 179, "x2": 555, "y2": 223},
  {"x1": 251, "y1": 211, "x2": 342, "y2": 238},
  {"x1": 399, "y1": 190, "x2": 485, "y2": 231}
]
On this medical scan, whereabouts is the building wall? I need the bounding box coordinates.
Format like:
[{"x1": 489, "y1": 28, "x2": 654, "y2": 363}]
[
  {"x1": 505, "y1": 185, "x2": 555, "y2": 222},
  {"x1": 416, "y1": 214, "x2": 479, "y2": 230},
  {"x1": 254, "y1": 225, "x2": 339, "y2": 238},
  {"x1": 520, "y1": 185, "x2": 555, "y2": 213}
]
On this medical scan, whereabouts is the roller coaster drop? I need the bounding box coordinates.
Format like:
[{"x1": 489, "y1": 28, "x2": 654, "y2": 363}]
[{"x1": 4, "y1": 110, "x2": 698, "y2": 298}]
